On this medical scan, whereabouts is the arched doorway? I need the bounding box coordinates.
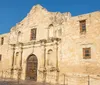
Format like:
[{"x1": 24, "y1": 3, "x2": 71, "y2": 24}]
[{"x1": 26, "y1": 54, "x2": 38, "y2": 81}]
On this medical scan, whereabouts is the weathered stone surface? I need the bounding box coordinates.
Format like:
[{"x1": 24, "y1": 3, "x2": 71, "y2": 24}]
[{"x1": 0, "y1": 4, "x2": 100, "y2": 85}]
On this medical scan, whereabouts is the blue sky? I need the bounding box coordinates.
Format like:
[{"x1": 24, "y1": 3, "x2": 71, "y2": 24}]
[{"x1": 0, "y1": 0, "x2": 100, "y2": 34}]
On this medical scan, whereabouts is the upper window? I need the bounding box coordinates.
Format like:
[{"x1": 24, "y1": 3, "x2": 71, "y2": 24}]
[
  {"x1": 30, "y1": 28, "x2": 37, "y2": 40},
  {"x1": 0, "y1": 54, "x2": 2, "y2": 61},
  {"x1": 80, "y1": 20, "x2": 86, "y2": 33},
  {"x1": 1, "y1": 37, "x2": 4, "y2": 45},
  {"x1": 83, "y1": 48, "x2": 91, "y2": 59}
]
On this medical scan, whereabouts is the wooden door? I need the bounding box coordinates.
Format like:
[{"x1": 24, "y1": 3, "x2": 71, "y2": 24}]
[{"x1": 26, "y1": 54, "x2": 38, "y2": 81}]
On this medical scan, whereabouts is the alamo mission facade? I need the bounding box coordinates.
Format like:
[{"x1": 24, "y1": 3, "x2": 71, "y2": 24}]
[{"x1": 0, "y1": 4, "x2": 100, "y2": 85}]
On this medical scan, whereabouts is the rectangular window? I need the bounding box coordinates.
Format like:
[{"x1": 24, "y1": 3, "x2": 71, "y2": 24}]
[
  {"x1": 30, "y1": 28, "x2": 37, "y2": 40},
  {"x1": 80, "y1": 20, "x2": 86, "y2": 33},
  {"x1": 0, "y1": 54, "x2": 2, "y2": 61},
  {"x1": 1, "y1": 37, "x2": 4, "y2": 45},
  {"x1": 83, "y1": 48, "x2": 91, "y2": 59}
]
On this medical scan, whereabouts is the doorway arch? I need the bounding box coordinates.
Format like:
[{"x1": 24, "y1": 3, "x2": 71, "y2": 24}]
[{"x1": 26, "y1": 54, "x2": 38, "y2": 81}]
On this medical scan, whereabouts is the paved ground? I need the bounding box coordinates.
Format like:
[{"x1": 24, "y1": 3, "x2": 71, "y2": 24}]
[
  {"x1": 0, "y1": 81, "x2": 44, "y2": 85},
  {"x1": 0, "y1": 79, "x2": 54, "y2": 85}
]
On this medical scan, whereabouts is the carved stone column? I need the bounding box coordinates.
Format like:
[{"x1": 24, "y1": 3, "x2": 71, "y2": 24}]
[
  {"x1": 17, "y1": 43, "x2": 23, "y2": 80},
  {"x1": 19, "y1": 43, "x2": 23, "y2": 70},
  {"x1": 10, "y1": 44, "x2": 16, "y2": 78},
  {"x1": 40, "y1": 39, "x2": 47, "y2": 84},
  {"x1": 54, "y1": 38, "x2": 61, "y2": 84}
]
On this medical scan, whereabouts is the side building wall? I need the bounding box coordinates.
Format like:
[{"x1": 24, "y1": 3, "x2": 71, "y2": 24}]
[
  {"x1": 0, "y1": 33, "x2": 13, "y2": 78},
  {"x1": 60, "y1": 11, "x2": 100, "y2": 85}
]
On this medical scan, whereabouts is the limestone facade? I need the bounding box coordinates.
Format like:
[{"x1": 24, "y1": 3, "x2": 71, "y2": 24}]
[{"x1": 0, "y1": 4, "x2": 100, "y2": 85}]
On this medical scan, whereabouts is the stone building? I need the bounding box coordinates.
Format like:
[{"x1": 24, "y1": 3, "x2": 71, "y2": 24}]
[{"x1": 0, "y1": 4, "x2": 100, "y2": 85}]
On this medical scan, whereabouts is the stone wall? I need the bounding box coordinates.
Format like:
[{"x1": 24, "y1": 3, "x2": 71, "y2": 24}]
[{"x1": 0, "y1": 4, "x2": 100, "y2": 85}]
